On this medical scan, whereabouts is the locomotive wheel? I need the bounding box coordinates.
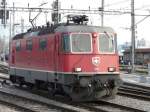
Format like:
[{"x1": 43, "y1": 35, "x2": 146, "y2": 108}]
[
  {"x1": 47, "y1": 83, "x2": 56, "y2": 96},
  {"x1": 12, "y1": 76, "x2": 24, "y2": 87},
  {"x1": 26, "y1": 83, "x2": 34, "y2": 89},
  {"x1": 48, "y1": 87, "x2": 55, "y2": 96},
  {"x1": 109, "y1": 87, "x2": 118, "y2": 99},
  {"x1": 10, "y1": 75, "x2": 16, "y2": 83}
]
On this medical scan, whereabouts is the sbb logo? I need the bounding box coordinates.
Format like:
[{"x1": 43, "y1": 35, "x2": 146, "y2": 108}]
[{"x1": 92, "y1": 57, "x2": 100, "y2": 66}]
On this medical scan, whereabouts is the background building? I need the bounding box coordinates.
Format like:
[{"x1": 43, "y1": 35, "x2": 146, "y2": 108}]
[{"x1": 123, "y1": 48, "x2": 150, "y2": 65}]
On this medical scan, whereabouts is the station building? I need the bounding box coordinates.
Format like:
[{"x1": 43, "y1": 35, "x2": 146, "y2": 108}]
[{"x1": 123, "y1": 48, "x2": 150, "y2": 65}]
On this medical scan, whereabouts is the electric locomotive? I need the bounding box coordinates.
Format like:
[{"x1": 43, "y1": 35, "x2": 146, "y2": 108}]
[{"x1": 9, "y1": 15, "x2": 122, "y2": 101}]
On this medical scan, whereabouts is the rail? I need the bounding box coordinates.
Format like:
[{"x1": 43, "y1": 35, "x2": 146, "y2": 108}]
[
  {"x1": 119, "y1": 82, "x2": 150, "y2": 101},
  {"x1": 74, "y1": 100, "x2": 147, "y2": 112},
  {"x1": 120, "y1": 65, "x2": 148, "y2": 73},
  {"x1": 0, "y1": 62, "x2": 9, "y2": 74}
]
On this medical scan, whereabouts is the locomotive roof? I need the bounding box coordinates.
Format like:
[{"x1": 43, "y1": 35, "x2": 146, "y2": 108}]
[
  {"x1": 55, "y1": 25, "x2": 115, "y2": 33},
  {"x1": 12, "y1": 24, "x2": 115, "y2": 40}
]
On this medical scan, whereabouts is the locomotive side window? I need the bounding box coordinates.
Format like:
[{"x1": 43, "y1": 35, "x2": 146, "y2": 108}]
[
  {"x1": 16, "y1": 40, "x2": 21, "y2": 51},
  {"x1": 71, "y1": 33, "x2": 92, "y2": 53},
  {"x1": 26, "y1": 39, "x2": 32, "y2": 51},
  {"x1": 99, "y1": 33, "x2": 115, "y2": 53},
  {"x1": 39, "y1": 38, "x2": 47, "y2": 50},
  {"x1": 62, "y1": 34, "x2": 70, "y2": 52}
]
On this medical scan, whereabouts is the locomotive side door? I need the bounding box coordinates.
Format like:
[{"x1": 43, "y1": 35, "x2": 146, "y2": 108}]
[
  {"x1": 54, "y1": 34, "x2": 63, "y2": 72},
  {"x1": 54, "y1": 34, "x2": 59, "y2": 72},
  {"x1": 10, "y1": 41, "x2": 16, "y2": 65}
]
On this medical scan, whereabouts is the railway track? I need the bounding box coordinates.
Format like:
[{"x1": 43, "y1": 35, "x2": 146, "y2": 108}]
[
  {"x1": 78, "y1": 100, "x2": 147, "y2": 112},
  {"x1": 0, "y1": 69, "x2": 149, "y2": 112},
  {"x1": 0, "y1": 87, "x2": 95, "y2": 112},
  {"x1": 0, "y1": 99, "x2": 37, "y2": 112},
  {"x1": 0, "y1": 79, "x2": 148, "y2": 112},
  {"x1": 0, "y1": 90, "x2": 73, "y2": 112},
  {"x1": 26, "y1": 90, "x2": 147, "y2": 112},
  {"x1": 20, "y1": 85, "x2": 148, "y2": 112},
  {"x1": 119, "y1": 82, "x2": 150, "y2": 101},
  {"x1": 0, "y1": 62, "x2": 8, "y2": 74}
]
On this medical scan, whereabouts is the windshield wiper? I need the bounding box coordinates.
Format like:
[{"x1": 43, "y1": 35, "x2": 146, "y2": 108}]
[{"x1": 104, "y1": 31, "x2": 111, "y2": 38}]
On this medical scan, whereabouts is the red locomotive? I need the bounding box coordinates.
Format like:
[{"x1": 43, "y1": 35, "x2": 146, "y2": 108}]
[{"x1": 9, "y1": 15, "x2": 122, "y2": 101}]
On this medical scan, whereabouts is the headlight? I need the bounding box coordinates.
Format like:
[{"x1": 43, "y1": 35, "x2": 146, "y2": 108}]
[
  {"x1": 108, "y1": 67, "x2": 116, "y2": 72},
  {"x1": 74, "y1": 67, "x2": 82, "y2": 72}
]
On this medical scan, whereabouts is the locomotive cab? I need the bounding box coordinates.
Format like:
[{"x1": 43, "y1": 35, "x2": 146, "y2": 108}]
[
  {"x1": 56, "y1": 26, "x2": 119, "y2": 72},
  {"x1": 55, "y1": 24, "x2": 121, "y2": 100}
]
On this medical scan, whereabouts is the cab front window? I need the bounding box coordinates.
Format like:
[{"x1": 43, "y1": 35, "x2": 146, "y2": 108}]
[
  {"x1": 71, "y1": 33, "x2": 92, "y2": 53},
  {"x1": 99, "y1": 33, "x2": 116, "y2": 53}
]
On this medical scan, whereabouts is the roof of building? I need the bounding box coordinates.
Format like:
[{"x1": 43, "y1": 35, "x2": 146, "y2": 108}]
[{"x1": 123, "y1": 48, "x2": 150, "y2": 53}]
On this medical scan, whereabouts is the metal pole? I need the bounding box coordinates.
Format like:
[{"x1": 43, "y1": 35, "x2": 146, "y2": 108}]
[
  {"x1": 131, "y1": 0, "x2": 135, "y2": 72},
  {"x1": 1, "y1": 0, "x2": 6, "y2": 27},
  {"x1": 9, "y1": 12, "x2": 11, "y2": 58},
  {"x1": 12, "y1": 2, "x2": 15, "y2": 36},
  {"x1": 3, "y1": 0, "x2": 6, "y2": 28},
  {"x1": 9, "y1": 12, "x2": 12, "y2": 39},
  {"x1": 101, "y1": 0, "x2": 104, "y2": 27},
  {"x1": 57, "y1": 0, "x2": 59, "y2": 24},
  {"x1": 21, "y1": 18, "x2": 24, "y2": 33},
  {"x1": 44, "y1": 12, "x2": 48, "y2": 24},
  {"x1": 55, "y1": 0, "x2": 59, "y2": 24}
]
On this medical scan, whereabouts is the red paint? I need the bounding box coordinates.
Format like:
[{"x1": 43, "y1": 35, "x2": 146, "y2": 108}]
[{"x1": 9, "y1": 32, "x2": 119, "y2": 74}]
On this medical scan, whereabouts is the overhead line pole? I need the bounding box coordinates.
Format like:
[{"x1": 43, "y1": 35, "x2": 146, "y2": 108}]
[
  {"x1": 101, "y1": 0, "x2": 104, "y2": 27},
  {"x1": 3, "y1": 0, "x2": 6, "y2": 28},
  {"x1": 12, "y1": 2, "x2": 15, "y2": 37},
  {"x1": 21, "y1": 18, "x2": 24, "y2": 33},
  {"x1": 131, "y1": 0, "x2": 135, "y2": 73},
  {"x1": 56, "y1": 0, "x2": 59, "y2": 24}
]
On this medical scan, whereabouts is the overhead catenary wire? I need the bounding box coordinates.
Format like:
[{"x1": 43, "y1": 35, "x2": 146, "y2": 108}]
[
  {"x1": 104, "y1": 0, "x2": 130, "y2": 7},
  {"x1": 135, "y1": 15, "x2": 150, "y2": 25},
  {"x1": 0, "y1": 6, "x2": 131, "y2": 15}
]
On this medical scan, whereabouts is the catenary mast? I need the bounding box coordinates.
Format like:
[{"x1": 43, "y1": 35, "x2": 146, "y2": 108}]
[{"x1": 131, "y1": 0, "x2": 135, "y2": 72}]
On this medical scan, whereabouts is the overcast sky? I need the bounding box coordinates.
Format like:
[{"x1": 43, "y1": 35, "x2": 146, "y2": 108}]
[{"x1": 1, "y1": 0, "x2": 150, "y2": 46}]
